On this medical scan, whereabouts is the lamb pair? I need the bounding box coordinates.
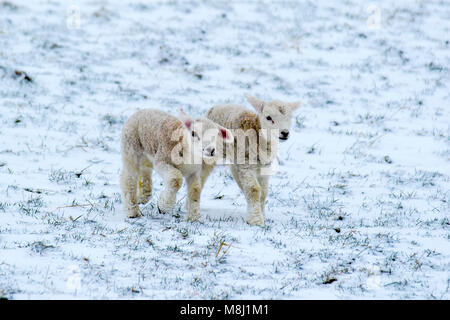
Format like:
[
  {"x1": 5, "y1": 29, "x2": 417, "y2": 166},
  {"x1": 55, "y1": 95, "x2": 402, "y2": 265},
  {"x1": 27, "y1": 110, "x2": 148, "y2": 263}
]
[{"x1": 120, "y1": 95, "x2": 300, "y2": 226}]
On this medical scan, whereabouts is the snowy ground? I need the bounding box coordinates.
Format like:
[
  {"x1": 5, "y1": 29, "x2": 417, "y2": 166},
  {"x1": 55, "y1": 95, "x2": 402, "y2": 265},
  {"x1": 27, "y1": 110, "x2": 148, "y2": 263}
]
[{"x1": 0, "y1": 0, "x2": 449, "y2": 299}]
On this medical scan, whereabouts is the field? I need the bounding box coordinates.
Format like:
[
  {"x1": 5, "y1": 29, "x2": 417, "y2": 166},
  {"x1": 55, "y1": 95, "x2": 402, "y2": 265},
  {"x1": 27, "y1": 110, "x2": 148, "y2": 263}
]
[{"x1": 0, "y1": 0, "x2": 449, "y2": 299}]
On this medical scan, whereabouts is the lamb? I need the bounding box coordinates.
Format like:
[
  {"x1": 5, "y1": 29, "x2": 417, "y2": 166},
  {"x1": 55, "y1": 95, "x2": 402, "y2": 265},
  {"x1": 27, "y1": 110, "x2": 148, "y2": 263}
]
[
  {"x1": 201, "y1": 94, "x2": 300, "y2": 226},
  {"x1": 120, "y1": 108, "x2": 233, "y2": 221}
]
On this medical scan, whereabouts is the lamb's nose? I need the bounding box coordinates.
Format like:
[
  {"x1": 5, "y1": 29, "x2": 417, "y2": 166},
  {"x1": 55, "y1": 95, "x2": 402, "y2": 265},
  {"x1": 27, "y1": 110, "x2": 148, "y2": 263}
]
[
  {"x1": 281, "y1": 131, "x2": 289, "y2": 138},
  {"x1": 205, "y1": 147, "x2": 215, "y2": 156}
]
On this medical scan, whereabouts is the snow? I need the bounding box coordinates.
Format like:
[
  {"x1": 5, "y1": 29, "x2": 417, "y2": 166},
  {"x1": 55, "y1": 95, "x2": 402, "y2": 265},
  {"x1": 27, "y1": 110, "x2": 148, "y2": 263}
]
[{"x1": 0, "y1": 0, "x2": 449, "y2": 299}]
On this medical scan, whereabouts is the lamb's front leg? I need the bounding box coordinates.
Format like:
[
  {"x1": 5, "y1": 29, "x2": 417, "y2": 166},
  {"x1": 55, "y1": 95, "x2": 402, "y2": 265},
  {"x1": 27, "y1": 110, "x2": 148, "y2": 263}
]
[
  {"x1": 154, "y1": 161, "x2": 183, "y2": 214},
  {"x1": 185, "y1": 173, "x2": 202, "y2": 222},
  {"x1": 200, "y1": 163, "x2": 215, "y2": 189},
  {"x1": 236, "y1": 165, "x2": 263, "y2": 226},
  {"x1": 258, "y1": 173, "x2": 269, "y2": 218}
]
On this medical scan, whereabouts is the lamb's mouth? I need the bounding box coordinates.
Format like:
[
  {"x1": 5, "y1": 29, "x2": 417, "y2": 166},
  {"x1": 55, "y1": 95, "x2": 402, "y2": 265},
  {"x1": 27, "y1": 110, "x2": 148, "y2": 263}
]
[{"x1": 279, "y1": 137, "x2": 288, "y2": 141}]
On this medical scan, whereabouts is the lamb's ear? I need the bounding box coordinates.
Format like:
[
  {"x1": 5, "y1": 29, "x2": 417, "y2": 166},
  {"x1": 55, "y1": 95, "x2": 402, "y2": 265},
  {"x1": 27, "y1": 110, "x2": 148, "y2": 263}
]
[
  {"x1": 219, "y1": 126, "x2": 234, "y2": 143},
  {"x1": 178, "y1": 108, "x2": 193, "y2": 130},
  {"x1": 287, "y1": 101, "x2": 301, "y2": 110},
  {"x1": 246, "y1": 94, "x2": 265, "y2": 113}
]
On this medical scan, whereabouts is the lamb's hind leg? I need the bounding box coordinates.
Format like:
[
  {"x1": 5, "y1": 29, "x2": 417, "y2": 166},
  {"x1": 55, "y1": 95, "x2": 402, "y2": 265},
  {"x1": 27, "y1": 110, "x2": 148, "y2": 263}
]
[
  {"x1": 120, "y1": 158, "x2": 141, "y2": 218},
  {"x1": 235, "y1": 165, "x2": 264, "y2": 226},
  {"x1": 154, "y1": 161, "x2": 183, "y2": 214},
  {"x1": 137, "y1": 157, "x2": 153, "y2": 205}
]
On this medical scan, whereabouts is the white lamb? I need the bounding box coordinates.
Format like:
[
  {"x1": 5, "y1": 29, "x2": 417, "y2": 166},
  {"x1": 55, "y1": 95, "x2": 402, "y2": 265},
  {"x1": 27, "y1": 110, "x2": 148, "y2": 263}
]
[
  {"x1": 120, "y1": 108, "x2": 233, "y2": 221},
  {"x1": 201, "y1": 95, "x2": 300, "y2": 226}
]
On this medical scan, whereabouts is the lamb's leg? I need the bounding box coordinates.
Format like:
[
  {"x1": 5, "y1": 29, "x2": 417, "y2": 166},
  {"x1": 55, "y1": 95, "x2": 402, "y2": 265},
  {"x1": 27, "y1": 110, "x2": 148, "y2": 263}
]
[
  {"x1": 186, "y1": 163, "x2": 212, "y2": 212},
  {"x1": 137, "y1": 157, "x2": 153, "y2": 204},
  {"x1": 185, "y1": 173, "x2": 202, "y2": 222},
  {"x1": 230, "y1": 165, "x2": 243, "y2": 191},
  {"x1": 154, "y1": 161, "x2": 183, "y2": 214},
  {"x1": 257, "y1": 173, "x2": 269, "y2": 217},
  {"x1": 200, "y1": 163, "x2": 215, "y2": 189},
  {"x1": 235, "y1": 165, "x2": 264, "y2": 226},
  {"x1": 120, "y1": 159, "x2": 141, "y2": 218}
]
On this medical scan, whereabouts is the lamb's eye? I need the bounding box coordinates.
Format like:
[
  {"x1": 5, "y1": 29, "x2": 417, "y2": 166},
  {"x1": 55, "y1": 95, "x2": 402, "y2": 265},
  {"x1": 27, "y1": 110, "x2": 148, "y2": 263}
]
[
  {"x1": 192, "y1": 131, "x2": 198, "y2": 138},
  {"x1": 266, "y1": 116, "x2": 272, "y2": 121}
]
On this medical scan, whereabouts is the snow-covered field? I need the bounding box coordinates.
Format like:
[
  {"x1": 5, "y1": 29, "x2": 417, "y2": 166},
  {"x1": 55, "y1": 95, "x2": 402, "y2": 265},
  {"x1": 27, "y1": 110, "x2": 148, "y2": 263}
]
[{"x1": 0, "y1": 0, "x2": 449, "y2": 299}]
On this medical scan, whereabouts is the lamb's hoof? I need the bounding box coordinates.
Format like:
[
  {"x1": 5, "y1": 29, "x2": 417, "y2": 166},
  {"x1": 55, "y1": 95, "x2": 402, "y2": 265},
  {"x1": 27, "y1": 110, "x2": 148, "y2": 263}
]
[
  {"x1": 186, "y1": 214, "x2": 200, "y2": 222},
  {"x1": 126, "y1": 208, "x2": 142, "y2": 219},
  {"x1": 137, "y1": 196, "x2": 150, "y2": 205},
  {"x1": 246, "y1": 214, "x2": 264, "y2": 226},
  {"x1": 157, "y1": 205, "x2": 170, "y2": 214},
  {"x1": 137, "y1": 190, "x2": 152, "y2": 205}
]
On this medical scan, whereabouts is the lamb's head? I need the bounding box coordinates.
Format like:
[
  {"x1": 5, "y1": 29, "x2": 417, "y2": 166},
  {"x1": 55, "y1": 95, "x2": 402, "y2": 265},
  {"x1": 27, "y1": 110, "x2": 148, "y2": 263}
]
[
  {"x1": 246, "y1": 94, "x2": 300, "y2": 141},
  {"x1": 178, "y1": 109, "x2": 233, "y2": 161}
]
